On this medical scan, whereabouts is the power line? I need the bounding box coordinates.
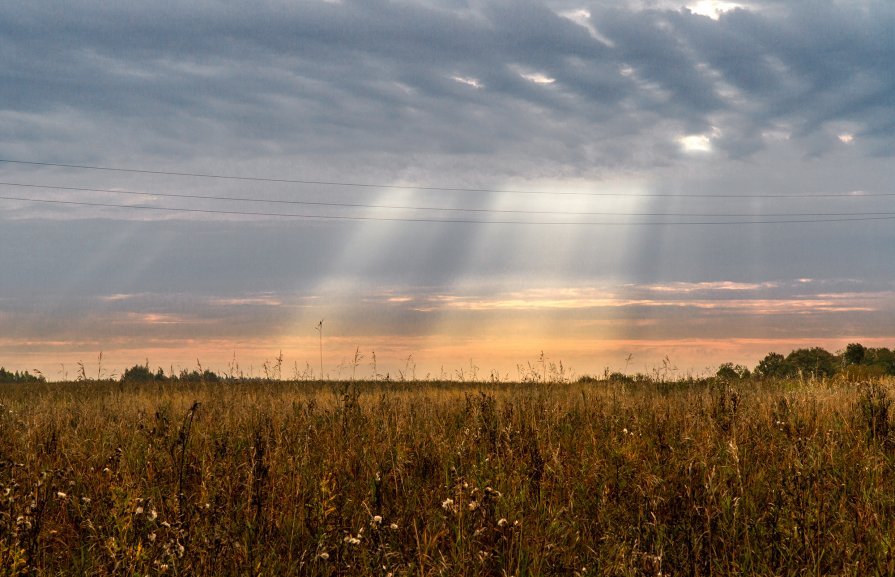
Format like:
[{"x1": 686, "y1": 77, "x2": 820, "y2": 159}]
[
  {"x1": 1, "y1": 181, "x2": 893, "y2": 218},
  {"x1": 1, "y1": 158, "x2": 892, "y2": 199},
  {"x1": 3, "y1": 194, "x2": 895, "y2": 226}
]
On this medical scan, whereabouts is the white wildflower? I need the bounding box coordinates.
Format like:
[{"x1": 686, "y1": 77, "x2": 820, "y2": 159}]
[
  {"x1": 441, "y1": 498, "x2": 456, "y2": 512},
  {"x1": 56, "y1": 491, "x2": 67, "y2": 499},
  {"x1": 497, "y1": 518, "x2": 508, "y2": 527},
  {"x1": 318, "y1": 551, "x2": 329, "y2": 561},
  {"x1": 390, "y1": 523, "x2": 399, "y2": 530}
]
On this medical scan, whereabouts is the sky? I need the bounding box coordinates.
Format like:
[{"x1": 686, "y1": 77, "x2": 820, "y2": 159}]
[{"x1": 1, "y1": 0, "x2": 894, "y2": 380}]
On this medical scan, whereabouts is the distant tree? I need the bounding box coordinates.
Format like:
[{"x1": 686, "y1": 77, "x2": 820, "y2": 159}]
[
  {"x1": 121, "y1": 364, "x2": 166, "y2": 383},
  {"x1": 865, "y1": 347, "x2": 895, "y2": 375},
  {"x1": 754, "y1": 352, "x2": 791, "y2": 379},
  {"x1": 843, "y1": 343, "x2": 866, "y2": 366},
  {"x1": 176, "y1": 368, "x2": 221, "y2": 383},
  {"x1": 0, "y1": 367, "x2": 45, "y2": 384},
  {"x1": 716, "y1": 363, "x2": 750, "y2": 380},
  {"x1": 785, "y1": 347, "x2": 837, "y2": 379}
]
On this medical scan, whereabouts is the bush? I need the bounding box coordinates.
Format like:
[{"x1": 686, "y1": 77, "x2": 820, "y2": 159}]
[{"x1": 121, "y1": 364, "x2": 166, "y2": 383}]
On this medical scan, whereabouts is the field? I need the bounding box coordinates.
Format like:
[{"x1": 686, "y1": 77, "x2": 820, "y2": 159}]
[{"x1": 2, "y1": 376, "x2": 895, "y2": 576}]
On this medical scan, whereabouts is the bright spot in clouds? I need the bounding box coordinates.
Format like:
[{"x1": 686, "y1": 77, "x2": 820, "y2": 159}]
[
  {"x1": 519, "y1": 71, "x2": 556, "y2": 85},
  {"x1": 838, "y1": 133, "x2": 855, "y2": 144},
  {"x1": 678, "y1": 134, "x2": 712, "y2": 153},
  {"x1": 687, "y1": 1, "x2": 743, "y2": 20}
]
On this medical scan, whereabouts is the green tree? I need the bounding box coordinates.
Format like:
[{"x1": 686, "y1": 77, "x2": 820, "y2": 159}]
[
  {"x1": 121, "y1": 364, "x2": 166, "y2": 383},
  {"x1": 785, "y1": 347, "x2": 837, "y2": 379},
  {"x1": 843, "y1": 343, "x2": 866, "y2": 366},
  {"x1": 716, "y1": 363, "x2": 750, "y2": 380},
  {"x1": 754, "y1": 352, "x2": 790, "y2": 379},
  {"x1": 0, "y1": 367, "x2": 45, "y2": 383},
  {"x1": 865, "y1": 347, "x2": 895, "y2": 375}
]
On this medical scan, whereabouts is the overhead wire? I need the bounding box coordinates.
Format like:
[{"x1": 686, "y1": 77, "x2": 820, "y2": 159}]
[
  {"x1": 1, "y1": 181, "x2": 892, "y2": 218},
  {"x1": 3, "y1": 194, "x2": 895, "y2": 226},
  {"x1": 1, "y1": 158, "x2": 892, "y2": 198},
  {"x1": 1, "y1": 158, "x2": 893, "y2": 225}
]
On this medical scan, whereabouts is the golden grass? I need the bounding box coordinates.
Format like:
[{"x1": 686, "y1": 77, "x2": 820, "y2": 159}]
[{"x1": 2, "y1": 377, "x2": 895, "y2": 575}]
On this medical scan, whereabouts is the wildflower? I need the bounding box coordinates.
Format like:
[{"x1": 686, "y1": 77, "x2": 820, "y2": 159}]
[
  {"x1": 390, "y1": 523, "x2": 399, "y2": 530},
  {"x1": 372, "y1": 515, "x2": 382, "y2": 524},
  {"x1": 343, "y1": 535, "x2": 361, "y2": 545},
  {"x1": 56, "y1": 491, "x2": 67, "y2": 499},
  {"x1": 497, "y1": 518, "x2": 508, "y2": 527},
  {"x1": 149, "y1": 532, "x2": 156, "y2": 542},
  {"x1": 81, "y1": 497, "x2": 91, "y2": 504},
  {"x1": 468, "y1": 500, "x2": 479, "y2": 512},
  {"x1": 441, "y1": 498, "x2": 455, "y2": 512},
  {"x1": 135, "y1": 506, "x2": 144, "y2": 515},
  {"x1": 149, "y1": 509, "x2": 158, "y2": 521},
  {"x1": 318, "y1": 552, "x2": 330, "y2": 561}
]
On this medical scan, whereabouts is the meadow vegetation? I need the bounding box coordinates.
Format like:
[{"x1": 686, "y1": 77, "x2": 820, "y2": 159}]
[{"x1": 2, "y1": 358, "x2": 895, "y2": 575}]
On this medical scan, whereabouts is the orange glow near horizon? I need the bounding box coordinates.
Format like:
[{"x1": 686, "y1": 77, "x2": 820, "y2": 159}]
[{"x1": 6, "y1": 333, "x2": 895, "y2": 382}]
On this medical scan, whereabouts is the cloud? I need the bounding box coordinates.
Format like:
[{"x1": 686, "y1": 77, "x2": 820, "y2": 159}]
[
  {"x1": 3, "y1": 0, "x2": 894, "y2": 183},
  {"x1": 2, "y1": 1, "x2": 895, "y2": 375}
]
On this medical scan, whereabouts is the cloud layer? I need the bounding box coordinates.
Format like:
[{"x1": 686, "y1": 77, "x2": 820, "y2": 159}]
[{"x1": 1, "y1": 0, "x2": 894, "y2": 375}]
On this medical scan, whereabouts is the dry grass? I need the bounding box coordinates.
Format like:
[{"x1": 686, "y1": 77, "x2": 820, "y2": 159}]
[{"x1": 2, "y1": 377, "x2": 895, "y2": 576}]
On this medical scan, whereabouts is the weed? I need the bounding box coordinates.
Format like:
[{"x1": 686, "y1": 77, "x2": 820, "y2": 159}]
[{"x1": 856, "y1": 381, "x2": 891, "y2": 445}]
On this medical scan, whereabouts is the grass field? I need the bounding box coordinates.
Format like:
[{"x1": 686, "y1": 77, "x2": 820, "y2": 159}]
[{"x1": 2, "y1": 376, "x2": 895, "y2": 576}]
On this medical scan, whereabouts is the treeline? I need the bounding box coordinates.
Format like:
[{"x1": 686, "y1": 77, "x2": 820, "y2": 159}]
[
  {"x1": 0, "y1": 367, "x2": 44, "y2": 383},
  {"x1": 119, "y1": 364, "x2": 222, "y2": 383},
  {"x1": 716, "y1": 343, "x2": 895, "y2": 381},
  {"x1": 592, "y1": 343, "x2": 895, "y2": 385},
  {"x1": 93, "y1": 344, "x2": 895, "y2": 384},
  {"x1": 3, "y1": 343, "x2": 894, "y2": 385}
]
